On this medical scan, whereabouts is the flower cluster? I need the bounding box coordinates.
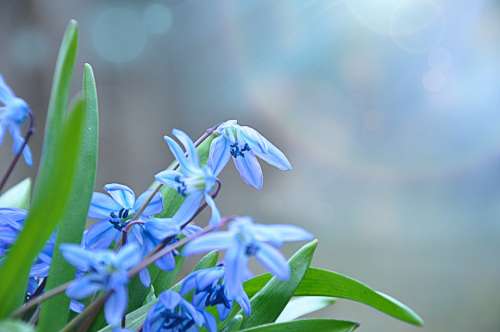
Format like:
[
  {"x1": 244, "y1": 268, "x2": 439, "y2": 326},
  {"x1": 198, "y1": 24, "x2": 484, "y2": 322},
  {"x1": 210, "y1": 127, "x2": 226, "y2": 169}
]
[{"x1": 0, "y1": 111, "x2": 312, "y2": 330}]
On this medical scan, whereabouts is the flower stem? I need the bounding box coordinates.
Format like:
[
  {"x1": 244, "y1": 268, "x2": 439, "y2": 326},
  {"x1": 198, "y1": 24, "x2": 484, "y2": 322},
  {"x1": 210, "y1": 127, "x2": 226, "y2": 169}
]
[
  {"x1": 10, "y1": 281, "x2": 70, "y2": 318},
  {"x1": 0, "y1": 112, "x2": 34, "y2": 193},
  {"x1": 62, "y1": 294, "x2": 107, "y2": 332}
]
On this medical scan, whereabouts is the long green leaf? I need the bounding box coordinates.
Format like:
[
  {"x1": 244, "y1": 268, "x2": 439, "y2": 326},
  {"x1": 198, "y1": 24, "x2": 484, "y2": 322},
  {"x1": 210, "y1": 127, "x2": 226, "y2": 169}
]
[
  {"x1": 239, "y1": 319, "x2": 359, "y2": 332},
  {"x1": 277, "y1": 296, "x2": 335, "y2": 323},
  {"x1": 244, "y1": 267, "x2": 424, "y2": 326},
  {"x1": 0, "y1": 320, "x2": 35, "y2": 332},
  {"x1": 240, "y1": 240, "x2": 318, "y2": 329},
  {"x1": 0, "y1": 20, "x2": 79, "y2": 317},
  {"x1": 37, "y1": 64, "x2": 99, "y2": 332},
  {"x1": 152, "y1": 255, "x2": 185, "y2": 294},
  {"x1": 0, "y1": 178, "x2": 31, "y2": 209}
]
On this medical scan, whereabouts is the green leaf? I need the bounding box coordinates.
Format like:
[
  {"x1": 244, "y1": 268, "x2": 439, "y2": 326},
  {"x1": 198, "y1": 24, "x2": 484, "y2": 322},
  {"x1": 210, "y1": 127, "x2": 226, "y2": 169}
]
[
  {"x1": 0, "y1": 20, "x2": 80, "y2": 318},
  {"x1": 37, "y1": 64, "x2": 99, "y2": 332},
  {"x1": 276, "y1": 296, "x2": 335, "y2": 323},
  {"x1": 244, "y1": 267, "x2": 424, "y2": 326},
  {"x1": 239, "y1": 319, "x2": 359, "y2": 332},
  {"x1": 152, "y1": 255, "x2": 185, "y2": 294},
  {"x1": 0, "y1": 320, "x2": 35, "y2": 332},
  {"x1": 0, "y1": 178, "x2": 31, "y2": 208},
  {"x1": 221, "y1": 314, "x2": 243, "y2": 332},
  {"x1": 239, "y1": 240, "x2": 318, "y2": 329},
  {"x1": 193, "y1": 250, "x2": 219, "y2": 271}
]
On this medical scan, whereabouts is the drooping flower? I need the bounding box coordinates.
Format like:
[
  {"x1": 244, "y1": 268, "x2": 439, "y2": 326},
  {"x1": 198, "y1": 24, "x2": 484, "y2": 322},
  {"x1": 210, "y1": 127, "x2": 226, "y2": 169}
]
[
  {"x1": 181, "y1": 265, "x2": 251, "y2": 318},
  {"x1": 0, "y1": 208, "x2": 55, "y2": 299},
  {"x1": 143, "y1": 290, "x2": 216, "y2": 332},
  {"x1": 126, "y1": 212, "x2": 202, "y2": 287},
  {"x1": 83, "y1": 183, "x2": 163, "y2": 249},
  {"x1": 209, "y1": 120, "x2": 292, "y2": 189},
  {"x1": 183, "y1": 217, "x2": 313, "y2": 301},
  {"x1": 60, "y1": 243, "x2": 141, "y2": 327},
  {"x1": 155, "y1": 129, "x2": 220, "y2": 226},
  {"x1": 0, "y1": 75, "x2": 32, "y2": 165}
]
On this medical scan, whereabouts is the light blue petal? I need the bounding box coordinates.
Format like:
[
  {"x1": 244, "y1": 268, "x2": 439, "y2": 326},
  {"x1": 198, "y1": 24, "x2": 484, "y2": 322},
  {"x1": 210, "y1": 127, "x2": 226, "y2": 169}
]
[
  {"x1": 173, "y1": 129, "x2": 200, "y2": 167},
  {"x1": 135, "y1": 190, "x2": 163, "y2": 216},
  {"x1": 115, "y1": 243, "x2": 142, "y2": 270},
  {"x1": 66, "y1": 275, "x2": 103, "y2": 299},
  {"x1": 208, "y1": 135, "x2": 231, "y2": 176},
  {"x1": 254, "y1": 224, "x2": 313, "y2": 245},
  {"x1": 0, "y1": 75, "x2": 16, "y2": 104},
  {"x1": 156, "y1": 252, "x2": 176, "y2": 271},
  {"x1": 232, "y1": 152, "x2": 263, "y2": 190},
  {"x1": 159, "y1": 290, "x2": 182, "y2": 309},
  {"x1": 9, "y1": 125, "x2": 32, "y2": 166},
  {"x1": 139, "y1": 269, "x2": 151, "y2": 287},
  {"x1": 104, "y1": 183, "x2": 136, "y2": 209},
  {"x1": 202, "y1": 311, "x2": 217, "y2": 332},
  {"x1": 240, "y1": 126, "x2": 292, "y2": 170},
  {"x1": 183, "y1": 232, "x2": 234, "y2": 256},
  {"x1": 164, "y1": 135, "x2": 196, "y2": 174},
  {"x1": 235, "y1": 290, "x2": 252, "y2": 316},
  {"x1": 88, "y1": 192, "x2": 121, "y2": 219},
  {"x1": 204, "y1": 194, "x2": 221, "y2": 226},
  {"x1": 59, "y1": 244, "x2": 94, "y2": 272},
  {"x1": 83, "y1": 221, "x2": 116, "y2": 249},
  {"x1": 105, "y1": 286, "x2": 128, "y2": 326},
  {"x1": 255, "y1": 242, "x2": 290, "y2": 280},
  {"x1": 224, "y1": 245, "x2": 248, "y2": 299},
  {"x1": 154, "y1": 169, "x2": 183, "y2": 189},
  {"x1": 173, "y1": 192, "x2": 204, "y2": 225},
  {"x1": 181, "y1": 224, "x2": 203, "y2": 237},
  {"x1": 145, "y1": 218, "x2": 180, "y2": 241}
]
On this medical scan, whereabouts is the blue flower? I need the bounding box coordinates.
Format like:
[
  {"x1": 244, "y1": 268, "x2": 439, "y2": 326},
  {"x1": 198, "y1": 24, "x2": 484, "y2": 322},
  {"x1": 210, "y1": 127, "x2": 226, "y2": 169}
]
[
  {"x1": 60, "y1": 243, "x2": 142, "y2": 327},
  {"x1": 155, "y1": 129, "x2": 220, "y2": 226},
  {"x1": 127, "y1": 214, "x2": 202, "y2": 287},
  {"x1": 209, "y1": 120, "x2": 292, "y2": 189},
  {"x1": 143, "y1": 290, "x2": 216, "y2": 332},
  {"x1": 84, "y1": 183, "x2": 163, "y2": 249},
  {"x1": 0, "y1": 208, "x2": 54, "y2": 299},
  {"x1": 183, "y1": 217, "x2": 312, "y2": 302},
  {"x1": 0, "y1": 75, "x2": 32, "y2": 165},
  {"x1": 181, "y1": 265, "x2": 251, "y2": 318}
]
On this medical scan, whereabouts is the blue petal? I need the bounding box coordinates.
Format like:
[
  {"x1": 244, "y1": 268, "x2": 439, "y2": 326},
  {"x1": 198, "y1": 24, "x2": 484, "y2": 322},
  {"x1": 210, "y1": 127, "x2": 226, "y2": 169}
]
[
  {"x1": 83, "y1": 220, "x2": 117, "y2": 249},
  {"x1": 135, "y1": 190, "x2": 163, "y2": 217},
  {"x1": 104, "y1": 183, "x2": 136, "y2": 209},
  {"x1": 223, "y1": 245, "x2": 248, "y2": 298},
  {"x1": 240, "y1": 126, "x2": 292, "y2": 170},
  {"x1": 183, "y1": 232, "x2": 234, "y2": 256},
  {"x1": 115, "y1": 243, "x2": 142, "y2": 270},
  {"x1": 181, "y1": 224, "x2": 203, "y2": 237},
  {"x1": 235, "y1": 290, "x2": 252, "y2": 316},
  {"x1": 232, "y1": 151, "x2": 263, "y2": 190},
  {"x1": 202, "y1": 311, "x2": 217, "y2": 332},
  {"x1": 139, "y1": 269, "x2": 151, "y2": 287},
  {"x1": 156, "y1": 252, "x2": 176, "y2": 271},
  {"x1": 158, "y1": 290, "x2": 182, "y2": 310},
  {"x1": 173, "y1": 192, "x2": 204, "y2": 225},
  {"x1": 88, "y1": 192, "x2": 121, "y2": 220},
  {"x1": 173, "y1": 129, "x2": 200, "y2": 167},
  {"x1": 145, "y1": 218, "x2": 180, "y2": 241},
  {"x1": 255, "y1": 242, "x2": 290, "y2": 280},
  {"x1": 66, "y1": 275, "x2": 103, "y2": 299},
  {"x1": 208, "y1": 135, "x2": 231, "y2": 176},
  {"x1": 60, "y1": 244, "x2": 94, "y2": 272},
  {"x1": 9, "y1": 126, "x2": 32, "y2": 166},
  {"x1": 105, "y1": 286, "x2": 128, "y2": 327},
  {"x1": 164, "y1": 136, "x2": 196, "y2": 174},
  {"x1": 204, "y1": 193, "x2": 221, "y2": 226},
  {"x1": 0, "y1": 75, "x2": 16, "y2": 104},
  {"x1": 154, "y1": 169, "x2": 183, "y2": 189},
  {"x1": 254, "y1": 224, "x2": 313, "y2": 245}
]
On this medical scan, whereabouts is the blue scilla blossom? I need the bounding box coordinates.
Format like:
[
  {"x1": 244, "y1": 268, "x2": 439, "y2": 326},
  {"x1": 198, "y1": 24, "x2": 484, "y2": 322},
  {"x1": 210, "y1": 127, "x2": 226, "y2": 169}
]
[
  {"x1": 127, "y1": 214, "x2": 202, "y2": 287},
  {"x1": 84, "y1": 183, "x2": 163, "y2": 249},
  {"x1": 143, "y1": 290, "x2": 216, "y2": 332},
  {"x1": 209, "y1": 120, "x2": 292, "y2": 189},
  {"x1": 0, "y1": 208, "x2": 54, "y2": 299},
  {"x1": 183, "y1": 217, "x2": 313, "y2": 302},
  {"x1": 181, "y1": 265, "x2": 251, "y2": 319},
  {"x1": 60, "y1": 243, "x2": 141, "y2": 327},
  {"x1": 155, "y1": 129, "x2": 221, "y2": 226},
  {"x1": 0, "y1": 75, "x2": 32, "y2": 165}
]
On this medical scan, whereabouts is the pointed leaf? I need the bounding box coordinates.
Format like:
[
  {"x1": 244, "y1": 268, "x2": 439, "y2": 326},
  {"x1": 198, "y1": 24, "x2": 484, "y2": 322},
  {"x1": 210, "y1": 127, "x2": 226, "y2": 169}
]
[
  {"x1": 0, "y1": 178, "x2": 31, "y2": 209},
  {"x1": 239, "y1": 319, "x2": 359, "y2": 332},
  {"x1": 277, "y1": 296, "x2": 335, "y2": 323}
]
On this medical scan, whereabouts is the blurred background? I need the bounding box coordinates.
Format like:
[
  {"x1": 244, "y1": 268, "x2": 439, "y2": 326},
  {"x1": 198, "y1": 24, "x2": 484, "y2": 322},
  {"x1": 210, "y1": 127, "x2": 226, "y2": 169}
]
[{"x1": 1, "y1": 0, "x2": 500, "y2": 331}]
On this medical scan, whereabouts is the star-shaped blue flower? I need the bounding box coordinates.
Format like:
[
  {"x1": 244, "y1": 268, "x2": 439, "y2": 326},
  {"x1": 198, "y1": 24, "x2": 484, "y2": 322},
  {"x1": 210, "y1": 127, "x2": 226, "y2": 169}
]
[
  {"x1": 155, "y1": 129, "x2": 221, "y2": 226},
  {"x1": 143, "y1": 290, "x2": 216, "y2": 332},
  {"x1": 181, "y1": 265, "x2": 251, "y2": 318},
  {"x1": 84, "y1": 183, "x2": 163, "y2": 249},
  {"x1": 0, "y1": 75, "x2": 32, "y2": 165},
  {"x1": 0, "y1": 208, "x2": 55, "y2": 299},
  {"x1": 60, "y1": 243, "x2": 142, "y2": 327},
  {"x1": 209, "y1": 120, "x2": 292, "y2": 189},
  {"x1": 183, "y1": 217, "x2": 312, "y2": 302}
]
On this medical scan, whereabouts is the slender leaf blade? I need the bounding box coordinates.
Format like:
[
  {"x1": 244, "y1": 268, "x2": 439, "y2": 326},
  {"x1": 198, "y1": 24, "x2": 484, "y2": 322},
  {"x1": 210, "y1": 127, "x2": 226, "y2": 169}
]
[
  {"x1": 0, "y1": 320, "x2": 35, "y2": 332},
  {"x1": 276, "y1": 296, "x2": 335, "y2": 323},
  {"x1": 37, "y1": 64, "x2": 99, "y2": 332},
  {"x1": 239, "y1": 319, "x2": 359, "y2": 332},
  {"x1": 244, "y1": 267, "x2": 424, "y2": 326},
  {"x1": 0, "y1": 20, "x2": 79, "y2": 317}
]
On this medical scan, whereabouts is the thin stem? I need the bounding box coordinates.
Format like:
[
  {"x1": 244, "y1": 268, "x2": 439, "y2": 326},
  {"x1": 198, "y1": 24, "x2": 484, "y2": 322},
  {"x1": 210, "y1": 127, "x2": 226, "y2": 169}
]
[
  {"x1": 0, "y1": 112, "x2": 35, "y2": 193},
  {"x1": 11, "y1": 281, "x2": 70, "y2": 318},
  {"x1": 62, "y1": 294, "x2": 107, "y2": 332}
]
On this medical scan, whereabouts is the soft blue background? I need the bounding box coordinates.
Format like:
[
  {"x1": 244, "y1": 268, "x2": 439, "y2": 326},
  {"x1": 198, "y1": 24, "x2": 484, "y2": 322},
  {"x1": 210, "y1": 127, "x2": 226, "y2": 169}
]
[{"x1": 1, "y1": 1, "x2": 499, "y2": 331}]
